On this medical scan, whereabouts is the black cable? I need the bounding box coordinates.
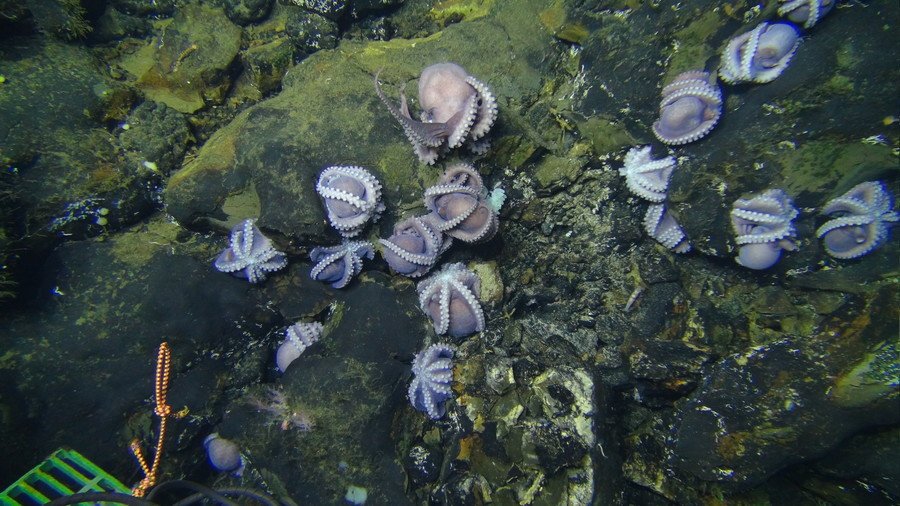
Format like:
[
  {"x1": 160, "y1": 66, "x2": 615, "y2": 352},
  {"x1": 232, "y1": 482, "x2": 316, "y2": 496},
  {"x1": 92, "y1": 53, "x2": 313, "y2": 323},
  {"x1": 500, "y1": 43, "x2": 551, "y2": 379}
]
[
  {"x1": 43, "y1": 479, "x2": 286, "y2": 506},
  {"x1": 173, "y1": 487, "x2": 281, "y2": 506},
  {"x1": 146, "y1": 479, "x2": 240, "y2": 506},
  {"x1": 45, "y1": 492, "x2": 157, "y2": 506}
]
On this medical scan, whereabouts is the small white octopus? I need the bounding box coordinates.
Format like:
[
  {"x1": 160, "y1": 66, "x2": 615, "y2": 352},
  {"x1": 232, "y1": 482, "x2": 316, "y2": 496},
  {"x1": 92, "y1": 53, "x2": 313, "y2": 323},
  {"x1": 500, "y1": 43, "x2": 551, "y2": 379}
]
[
  {"x1": 619, "y1": 146, "x2": 678, "y2": 202},
  {"x1": 417, "y1": 262, "x2": 485, "y2": 338},
  {"x1": 720, "y1": 22, "x2": 801, "y2": 84},
  {"x1": 316, "y1": 165, "x2": 384, "y2": 238},
  {"x1": 816, "y1": 181, "x2": 898, "y2": 259},
  {"x1": 730, "y1": 188, "x2": 799, "y2": 269},
  {"x1": 214, "y1": 218, "x2": 288, "y2": 283},
  {"x1": 644, "y1": 204, "x2": 691, "y2": 253}
]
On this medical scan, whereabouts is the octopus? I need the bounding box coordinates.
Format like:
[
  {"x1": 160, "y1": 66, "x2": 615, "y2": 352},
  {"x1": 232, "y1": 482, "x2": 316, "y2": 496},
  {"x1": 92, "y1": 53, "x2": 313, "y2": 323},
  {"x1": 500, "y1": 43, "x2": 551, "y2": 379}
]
[
  {"x1": 375, "y1": 63, "x2": 498, "y2": 164},
  {"x1": 720, "y1": 22, "x2": 801, "y2": 84},
  {"x1": 275, "y1": 321, "x2": 324, "y2": 373},
  {"x1": 816, "y1": 181, "x2": 898, "y2": 259},
  {"x1": 778, "y1": 0, "x2": 834, "y2": 29},
  {"x1": 214, "y1": 218, "x2": 288, "y2": 283},
  {"x1": 315, "y1": 165, "x2": 384, "y2": 238},
  {"x1": 309, "y1": 240, "x2": 374, "y2": 289},
  {"x1": 408, "y1": 344, "x2": 455, "y2": 420},
  {"x1": 619, "y1": 146, "x2": 678, "y2": 202},
  {"x1": 730, "y1": 188, "x2": 799, "y2": 269},
  {"x1": 644, "y1": 204, "x2": 691, "y2": 254},
  {"x1": 417, "y1": 262, "x2": 485, "y2": 338},
  {"x1": 204, "y1": 434, "x2": 244, "y2": 475},
  {"x1": 379, "y1": 216, "x2": 451, "y2": 278},
  {"x1": 423, "y1": 163, "x2": 500, "y2": 243},
  {"x1": 652, "y1": 71, "x2": 723, "y2": 145}
]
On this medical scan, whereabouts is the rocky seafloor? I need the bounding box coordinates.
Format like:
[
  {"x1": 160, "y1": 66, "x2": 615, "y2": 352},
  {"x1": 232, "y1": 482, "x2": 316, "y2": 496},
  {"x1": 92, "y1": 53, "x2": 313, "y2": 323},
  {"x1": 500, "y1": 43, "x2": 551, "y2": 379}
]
[{"x1": 0, "y1": 0, "x2": 897, "y2": 504}]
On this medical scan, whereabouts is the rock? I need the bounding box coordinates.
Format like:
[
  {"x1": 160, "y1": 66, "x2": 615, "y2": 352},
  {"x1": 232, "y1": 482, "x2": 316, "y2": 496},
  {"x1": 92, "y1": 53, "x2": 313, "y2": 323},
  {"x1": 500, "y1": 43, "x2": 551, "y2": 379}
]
[
  {"x1": 110, "y1": 0, "x2": 177, "y2": 16},
  {"x1": 120, "y1": 101, "x2": 193, "y2": 176},
  {"x1": 222, "y1": 272, "x2": 421, "y2": 504},
  {"x1": 670, "y1": 284, "x2": 900, "y2": 487},
  {"x1": 532, "y1": 155, "x2": 587, "y2": 196},
  {"x1": 281, "y1": 0, "x2": 348, "y2": 20},
  {"x1": 1, "y1": 41, "x2": 112, "y2": 165},
  {"x1": 165, "y1": 1, "x2": 550, "y2": 240},
  {"x1": 23, "y1": 0, "x2": 93, "y2": 40},
  {"x1": 119, "y1": 4, "x2": 243, "y2": 113},
  {"x1": 215, "y1": 0, "x2": 274, "y2": 25},
  {"x1": 403, "y1": 445, "x2": 442, "y2": 487},
  {"x1": 236, "y1": 37, "x2": 296, "y2": 100},
  {"x1": 813, "y1": 427, "x2": 900, "y2": 497},
  {"x1": 0, "y1": 218, "x2": 280, "y2": 483},
  {"x1": 92, "y1": 6, "x2": 152, "y2": 42}
]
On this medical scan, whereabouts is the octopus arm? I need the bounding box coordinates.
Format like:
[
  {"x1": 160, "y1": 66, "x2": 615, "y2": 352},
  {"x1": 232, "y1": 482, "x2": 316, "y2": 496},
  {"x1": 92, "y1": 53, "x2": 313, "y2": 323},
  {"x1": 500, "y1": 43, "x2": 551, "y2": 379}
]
[{"x1": 375, "y1": 75, "x2": 450, "y2": 148}]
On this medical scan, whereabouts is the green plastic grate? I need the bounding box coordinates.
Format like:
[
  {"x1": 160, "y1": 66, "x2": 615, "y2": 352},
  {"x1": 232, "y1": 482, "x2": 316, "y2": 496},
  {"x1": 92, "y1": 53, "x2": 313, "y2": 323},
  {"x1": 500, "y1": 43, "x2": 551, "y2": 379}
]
[{"x1": 0, "y1": 448, "x2": 131, "y2": 505}]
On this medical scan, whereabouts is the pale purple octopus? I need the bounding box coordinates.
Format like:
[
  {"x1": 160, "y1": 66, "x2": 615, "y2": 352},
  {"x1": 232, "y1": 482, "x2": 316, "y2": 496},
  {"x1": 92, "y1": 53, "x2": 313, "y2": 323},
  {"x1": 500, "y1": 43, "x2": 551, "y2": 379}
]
[
  {"x1": 315, "y1": 165, "x2": 384, "y2": 237},
  {"x1": 644, "y1": 204, "x2": 691, "y2": 253},
  {"x1": 730, "y1": 189, "x2": 799, "y2": 270},
  {"x1": 816, "y1": 181, "x2": 898, "y2": 259},
  {"x1": 720, "y1": 22, "x2": 801, "y2": 84},
  {"x1": 619, "y1": 146, "x2": 677, "y2": 202},
  {"x1": 652, "y1": 71, "x2": 723, "y2": 145},
  {"x1": 417, "y1": 262, "x2": 485, "y2": 338},
  {"x1": 275, "y1": 321, "x2": 323, "y2": 373},
  {"x1": 408, "y1": 344, "x2": 454, "y2": 420},
  {"x1": 204, "y1": 434, "x2": 244, "y2": 475},
  {"x1": 309, "y1": 240, "x2": 374, "y2": 289},
  {"x1": 214, "y1": 218, "x2": 288, "y2": 283},
  {"x1": 778, "y1": 0, "x2": 834, "y2": 29},
  {"x1": 375, "y1": 63, "x2": 498, "y2": 164},
  {"x1": 424, "y1": 163, "x2": 500, "y2": 243},
  {"x1": 380, "y1": 216, "x2": 450, "y2": 278}
]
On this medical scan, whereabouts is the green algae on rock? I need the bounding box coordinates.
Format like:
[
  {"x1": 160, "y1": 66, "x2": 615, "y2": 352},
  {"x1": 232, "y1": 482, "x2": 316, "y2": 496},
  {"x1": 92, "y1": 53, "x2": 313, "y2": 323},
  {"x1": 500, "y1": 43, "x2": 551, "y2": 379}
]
[
  {"x1": 166, "y1": 0, "x2": 555, "y2": 240},
  {"x1": 119, "y1": 4, "x2": 242, "y2": 113}
]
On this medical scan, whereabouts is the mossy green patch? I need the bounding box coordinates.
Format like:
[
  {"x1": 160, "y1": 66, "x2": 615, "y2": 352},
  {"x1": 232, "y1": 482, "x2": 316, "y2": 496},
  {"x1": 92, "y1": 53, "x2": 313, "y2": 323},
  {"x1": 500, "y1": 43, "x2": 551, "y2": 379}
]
[
  {"x1": 822, "y1": 74, "x2": 854, "y2": 95},
  {"x1": 833, "y1": 341, "x2": 900, "y2": 407},
  {"x1": 778, "y1": 141, "x2": 897, "y2": 197},
  {"x1": 430, "y1": 0, "x2": 495, "y2": 24},
  {"x1": 539, "y1": 0, "x2": 588, "y2": 44},
  {"x1": 532, "y1": 155, "x2": 584, "y2": 191},
  {"x1": 220, "y1": 183, "x2": 262, "y2": 224},
  {"x1": 665, "y1": 8, "x2": 723, "y2": 79},
  {"x1": 578, "y1": 117, "x2": 635, "y2": 156},
  {"x1": 119, "y1": 4, "x2": 241, "y2": 113}
]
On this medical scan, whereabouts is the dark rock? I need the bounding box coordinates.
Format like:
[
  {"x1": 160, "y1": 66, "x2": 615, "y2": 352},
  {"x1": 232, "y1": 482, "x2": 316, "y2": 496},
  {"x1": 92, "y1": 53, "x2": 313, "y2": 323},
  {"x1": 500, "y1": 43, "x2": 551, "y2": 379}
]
[
  {"x1": 670, "y1": 292, "x2": 900, "y2": 488},
  {"x1": 0, "y1": 220, "x2": 279, "y2": 485},
  {"x1": 92, "y1": 6, "x2": 152, "y2": 41},
  {"x1": 220, "y1": 271, "x2": 421, "y2": 504},
  {"x1": 236, "y1": 37, "x2": 296, "y2": 99},
  {"x1": 0, "y1": 40, "x2": 110, "y2": 165},
  {"x1": 404, "y1": 444, "x2": 442, "y2": 487},
  {"x1": 812, "y1": 427, "x2": 900, "y2": 498},
  {"x1": 110, "y1": 0, "x2": 177, "y2": 16},
  {"x1": 215, "y1": 0, "x2": 274, "y2": 25},
  {"x1": 121, "y1": 101, "x2": 194, "y2": 176},
  {"x1": 280, "y1": 0, "x2": 348, "y2": 20},
  {"x1": 527, "y1": 422, "x2": 588, "y2": 473}
]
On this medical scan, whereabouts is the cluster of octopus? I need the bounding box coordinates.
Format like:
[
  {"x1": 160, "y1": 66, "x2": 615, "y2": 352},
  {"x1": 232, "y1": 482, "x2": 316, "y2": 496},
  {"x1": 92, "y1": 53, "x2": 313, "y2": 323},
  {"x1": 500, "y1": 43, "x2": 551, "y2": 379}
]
[
  {"x1": 619, "y1": 0, "x2": 897, "y2": 269},
  {"x1": 213, "y1": 62, "x2": 504, "y2": 429}
]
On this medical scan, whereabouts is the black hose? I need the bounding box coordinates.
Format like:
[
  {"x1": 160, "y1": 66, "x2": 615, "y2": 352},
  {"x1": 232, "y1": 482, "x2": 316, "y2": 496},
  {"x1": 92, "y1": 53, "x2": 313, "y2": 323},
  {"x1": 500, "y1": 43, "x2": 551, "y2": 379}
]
[
  {"x1": 43, "y1": 479, "x2": 286, "y2": 506},
  {"x1": 45, "y1": 492, "x2": 157, "y2": 506},
  {"x1": 173, "y1": 487, "x2": 281, "y2": 506},
  {"x1": 146, "y1": 479, "x2": 240, "y2": 505}
]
